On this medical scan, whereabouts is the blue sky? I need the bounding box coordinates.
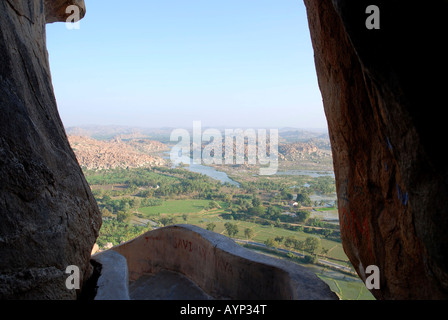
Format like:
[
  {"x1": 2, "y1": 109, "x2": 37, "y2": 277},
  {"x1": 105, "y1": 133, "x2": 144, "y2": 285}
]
[{"x1": 46, "y1": 0, "x2": 327, "y2": 130}]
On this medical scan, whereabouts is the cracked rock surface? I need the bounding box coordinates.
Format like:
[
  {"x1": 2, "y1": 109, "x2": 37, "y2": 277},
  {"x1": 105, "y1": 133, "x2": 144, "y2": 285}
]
[
  {"x1": 0, "y1": 0, "x2": 101, "y2": 299},
  {"x1": 304, "y1": 0, "x2": 448, "y2": 299}
]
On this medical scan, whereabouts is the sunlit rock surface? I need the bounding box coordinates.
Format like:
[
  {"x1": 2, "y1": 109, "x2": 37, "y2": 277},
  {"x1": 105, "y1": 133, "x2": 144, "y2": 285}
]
[{"x1": 304, "y1": 0, "x2": 448, "y2": 299}]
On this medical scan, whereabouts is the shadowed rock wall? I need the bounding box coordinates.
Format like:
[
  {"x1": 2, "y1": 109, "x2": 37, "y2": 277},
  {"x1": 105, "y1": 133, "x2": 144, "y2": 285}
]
[
  {"x1": 0, "y1": 0, "x2": 101, "y2": 299},
  {"x1": 304, "y1": 0, "x2": 448, "y2": 299}
]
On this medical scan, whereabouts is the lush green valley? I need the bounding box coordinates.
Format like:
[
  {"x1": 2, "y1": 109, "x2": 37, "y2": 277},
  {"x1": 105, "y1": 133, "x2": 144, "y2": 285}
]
[{"x1": 84, "y1": 164, "x2": 374, "y2": 300}]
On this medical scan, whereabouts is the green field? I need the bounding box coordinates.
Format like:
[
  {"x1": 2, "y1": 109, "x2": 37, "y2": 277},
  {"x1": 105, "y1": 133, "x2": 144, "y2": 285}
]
[
  {"x1": 315, "y1": 206, "x2": 337, "y2": 211},
  {"x1": 139, "y1": 199, "x2": 213, "y2": 216},
  {"x1": 84, "y1": 142, "x2": 376, "y2": 300},
  {"x1": 241, "y1": 245, "x2": 375, "y2": 300},
  {"x1": 317, "y1": 274, "x2": 375, "y2": 300},
  {"x1": 137, "y1": 199, "x2": 350, "y2": 265},
  {"x1": 137, "y1": 199, "x2": 378, "y2": 299},
  {"x1": 98, "y1": 197, "x2": 376, "y2": 300}
]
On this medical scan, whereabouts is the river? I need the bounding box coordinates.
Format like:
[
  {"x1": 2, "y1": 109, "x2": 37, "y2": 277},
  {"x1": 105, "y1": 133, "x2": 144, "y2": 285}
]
[
  {"x1": 275, "y1": 170, "x2": 335, "y2": 178},
  {"x1": 166, "y1": 152, "x2": 240, "y2": 187},
  {"x1": 165, "y1": 150, "x2": 335, "y2": 187},
  {"x1": 184, "y1": 161, "x2": 241, "y2": 187}
]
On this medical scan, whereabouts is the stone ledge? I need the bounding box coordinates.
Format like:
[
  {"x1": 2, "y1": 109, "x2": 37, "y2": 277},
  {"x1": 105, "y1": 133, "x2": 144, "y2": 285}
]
[
  {"x1": 92, "y1": 250, "x2": 130, "y2": 300},
  {"x1": 105, "y1": 224, "x2": 338, "y2": 300}
]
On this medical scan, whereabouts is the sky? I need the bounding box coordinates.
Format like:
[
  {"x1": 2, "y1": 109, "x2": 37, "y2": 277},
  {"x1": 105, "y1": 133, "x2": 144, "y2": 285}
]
[{"x1": 46, "y1": 0, "x2": 327, "y2": 130}]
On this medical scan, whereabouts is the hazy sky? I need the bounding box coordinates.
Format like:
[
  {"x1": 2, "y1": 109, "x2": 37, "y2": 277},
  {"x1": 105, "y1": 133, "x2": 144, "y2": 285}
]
[{"x1": 46, "y1": 0, "x2": 327, "y2": 130}]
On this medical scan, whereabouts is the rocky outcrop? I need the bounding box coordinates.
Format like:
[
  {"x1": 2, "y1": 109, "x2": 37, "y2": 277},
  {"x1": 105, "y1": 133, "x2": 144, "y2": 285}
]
[
  {"x1": 44, "y1": 0, "x2": 86, "y2": 23},
  {"x1": 304, "y1": 0, "x2": 448, "y2": 299},
  {"x1": 68, "y1": 135, "x2": 167, "y2": 170},
  {"x1": 278, "y1": 142, "x2": 325, "y2": 161},
  {"x1": 0, "y1": 0, "x2": 101, "y2": 299}
]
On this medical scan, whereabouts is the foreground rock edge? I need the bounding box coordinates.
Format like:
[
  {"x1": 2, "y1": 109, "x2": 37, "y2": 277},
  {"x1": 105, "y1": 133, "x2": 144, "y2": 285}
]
[{"x1": 92, "y1": 225, "x2": 338, "y2": 300}]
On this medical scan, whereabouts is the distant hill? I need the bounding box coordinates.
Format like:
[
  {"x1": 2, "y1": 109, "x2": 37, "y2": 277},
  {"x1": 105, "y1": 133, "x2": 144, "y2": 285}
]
[
  {"x1": 66, "y1": 125, "x2": 329, "y2": 144},
  {"x1": 65, "y1": 125, "x2": 175, "y2": 143},
  {"x1": 278, "y1": 129, "x2": 330, "y2": 144},
  {"x1": 68, "y1": 135, "x2": 169, "y2": 170},
  {"x1": 66, "y1": 126, "x2": 333, "y2": 170}
]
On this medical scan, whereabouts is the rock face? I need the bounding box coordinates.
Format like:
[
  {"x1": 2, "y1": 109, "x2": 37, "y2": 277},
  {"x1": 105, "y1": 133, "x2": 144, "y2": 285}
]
[
  {"x1": 304, "y1": 0, "x2": 448, "y2": 299},
  {"x1": 0, "y1": 0, "x2": 101, "y2": 299},
  {"x1": 44, "y1": 0, "x2": 86, "y2": 23}
]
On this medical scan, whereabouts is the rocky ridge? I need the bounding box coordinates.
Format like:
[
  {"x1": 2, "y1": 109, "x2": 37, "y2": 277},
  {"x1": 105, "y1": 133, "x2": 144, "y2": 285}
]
[
  {"x1": 68, "y1": 135, "x2": 168, "y2": 170},
  {"x1": 278, "y1": 142, "x2": 329, "y2": 161}
]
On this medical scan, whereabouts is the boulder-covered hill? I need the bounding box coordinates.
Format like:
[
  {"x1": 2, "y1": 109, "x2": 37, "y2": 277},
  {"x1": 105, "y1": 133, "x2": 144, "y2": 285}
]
[
  {"x1": 193, "y1": 139, "x2": 332, "y2": 164},
  {"x1": 68, "y1": 135, "x2": 168, "y2": 170},
  {"x1": 278, "y1": 142, "x2": 331, "y2": 161}
]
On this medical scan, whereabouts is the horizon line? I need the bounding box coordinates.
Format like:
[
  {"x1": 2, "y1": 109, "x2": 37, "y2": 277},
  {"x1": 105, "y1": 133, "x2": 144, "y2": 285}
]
[{"x1": 64, "y1": 123, "x2": 329, "y2": 131}]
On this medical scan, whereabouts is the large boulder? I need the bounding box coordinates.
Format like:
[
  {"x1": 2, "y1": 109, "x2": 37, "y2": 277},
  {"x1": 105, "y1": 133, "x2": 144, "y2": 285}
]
[
  {"x1": 0, "y1": 0, "x2": 101, "y2": 299},
  {"x1": 304, "y1": 0, "x2": 448, "y2": 299}
]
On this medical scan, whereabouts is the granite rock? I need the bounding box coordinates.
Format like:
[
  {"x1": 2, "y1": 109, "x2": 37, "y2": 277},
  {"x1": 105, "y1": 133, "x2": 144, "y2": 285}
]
[
  {"x1": 0, "y1": 0, "x2": 101, "y2": 299},
  {"x1": 304, "y1": 0, "x2": 448, "y2": 299}
]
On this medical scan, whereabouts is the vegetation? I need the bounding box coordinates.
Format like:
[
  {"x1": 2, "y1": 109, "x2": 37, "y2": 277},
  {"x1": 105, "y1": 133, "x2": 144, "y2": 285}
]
[
  {"x1": 96, "y1": 219, "x2": 149, "y2": 248},
  {"x1": 86, "y1": 166, "x2": 341, "y2": 249},
  {"x1": 224, "y1": 222, "x2": 239, "y2": 237},
  {"x1": 83, "y1": 163, "x2": 373, "y2": 300}
]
